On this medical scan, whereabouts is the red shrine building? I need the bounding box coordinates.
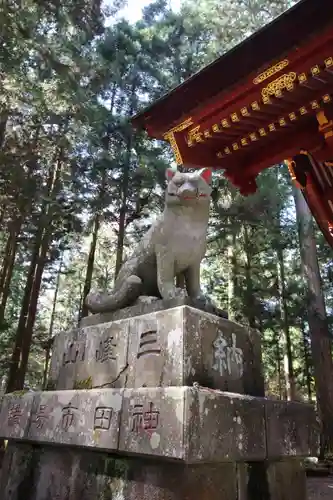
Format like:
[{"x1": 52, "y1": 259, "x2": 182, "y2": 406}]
[{"x1": 131, "y1": 0, "x2": 333, "y2": 248}]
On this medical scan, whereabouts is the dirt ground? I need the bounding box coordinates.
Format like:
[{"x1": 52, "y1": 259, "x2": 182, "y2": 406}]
[{"x1": 307, "y1": 477, "x2": 333, "y2": 499}]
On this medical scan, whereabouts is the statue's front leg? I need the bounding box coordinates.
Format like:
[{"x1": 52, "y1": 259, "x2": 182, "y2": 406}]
[
  {"x1": 185, "y1": 264, "x2": 216, "y2": 308},
  {"x1": 176, "y1": 273, "x2": 186, "y2": 290},
  {"x1": 185, "y1": 263, "x2": 203, "y2": 300},
  {"x1": 156, "y1": 247, "x2": 186, "y2": 299}
]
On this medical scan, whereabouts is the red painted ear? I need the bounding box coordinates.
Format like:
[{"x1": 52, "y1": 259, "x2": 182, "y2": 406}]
[
  {"x1": 166, "y1": 168, "x2": 176, "y2": 180},
  {"x1": 199, "y1": 168, "x2": 212, "y2": 184}
]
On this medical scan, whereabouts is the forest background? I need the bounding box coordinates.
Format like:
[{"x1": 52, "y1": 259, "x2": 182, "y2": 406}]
[{"x1": 1, "y1": 0, "x2": 333, "y2": 453}]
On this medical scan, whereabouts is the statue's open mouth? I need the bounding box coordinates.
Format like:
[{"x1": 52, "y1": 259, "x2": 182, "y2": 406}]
[{"x1": 182, "y1": 194, "x2": 208, "y2": 199}]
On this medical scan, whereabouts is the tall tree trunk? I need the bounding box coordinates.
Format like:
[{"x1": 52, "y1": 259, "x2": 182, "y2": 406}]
[
  {"x1": 6, "y1": 152, "x2": 62, "y2": 392},
  {"x1": 242, "y1": 228, "x2": 270, "y2": 500},
  {"x1": 0, "y1": 128, "x2": 39, "y2": 323},
  {"x1": 301, "y1": 321, "x2": 313, "y2": 402},
  {"x1": 243, "y1": 225, "x2": 256, "y2": 329},
  {"x1": 273, "y1": 328, "x2": 283, "y2": 400},
  {"x1": 227, "y1": 228, "x2": 237, "y2": 321},
  {"x1": 0, "y1": 217, "x2": 22, "y2": 323},
  {"x1": 80, "y1": 123, "x2": 110, "y2": 317},
  {"x1": 0, "y1": 226, "x2": 15, "y2": 291},
  {"x1": 15, "y1": 226, "x2": 52, "y2": 389},
  {"x1": 42, "y1": 255, "x2": 62, "y2": 389},
  {"x1": 115, "y1": 150, "x2": 130, "y2": 278},
  {"x1": 115, "y1": 209, "x2": 126, "y2": 277},
  {"x1": 115, "y1": 88, "x2": 136, "y2": 278},
  {"x1": 276, "y1": 244, "x2": 297, "y2": 400},
  {"x1": 80, "y1": 213, "x2": 101, "y2": 320},
  {"x1": 0, "y1": 198, "x2": 8, "y2": 231},
  {"x1": 0, "y1": 203, "x2": 6, "y2": 229},
  {"x1": 292, "y1": 185, "x2": 333, "y2": 455},
  {"x1": 0, "y1": 110, "x2": 8, "y2": 148},
  {"x1": 6, "y1": 226, "x2": 44, "y2": 392},
  {"x1": 82, "y1": 91, "x2": 115, "y2": 293}
]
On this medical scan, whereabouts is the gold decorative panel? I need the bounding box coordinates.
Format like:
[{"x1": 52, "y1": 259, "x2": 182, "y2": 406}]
[
  {"x1": 261, "y1": 72, "x2": 297, "y2": 98},
  {"x1": 253, "y1": 59, "x2": 289, "y2": 85}
]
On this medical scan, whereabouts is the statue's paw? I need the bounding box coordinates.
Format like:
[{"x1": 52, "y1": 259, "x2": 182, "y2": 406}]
[
  {"x1": 162, "y1": 287, "x2": 187, "y2": 301},
  {"x1": 85, "y1": 292, "x2": 95, "y2": 307},
  {"x1": 195, "y1": 293, "x2": 215, "y2": 307},
  {"x1": 174, "y1": 287, "x2": 188, "y2": 299},
  {"x1": 127, "y1": 275, "x2": 142, "y2": 286},
  {"x1": 85, "y1": 292, "x2": 105, "y2": 309},
  {"x1": 136, "y1": 296, "x2": 159, "y2": 305}
]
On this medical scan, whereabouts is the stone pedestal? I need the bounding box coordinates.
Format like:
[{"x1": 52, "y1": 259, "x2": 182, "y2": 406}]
[
  {"x1": 0, "y1": 302, "x2": 319, "y2": 499},
  {"x1": 48, "y1": 303, "x2": 262, "y2": 394}
]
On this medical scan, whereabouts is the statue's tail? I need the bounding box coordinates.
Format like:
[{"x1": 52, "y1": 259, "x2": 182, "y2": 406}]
[{"x1": 85, "y1": 275, "x2": 142, "y2": 314}]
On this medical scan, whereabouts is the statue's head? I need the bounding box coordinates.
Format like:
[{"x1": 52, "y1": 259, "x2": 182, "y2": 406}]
[{"x1": 165, "y1": 168, "x2": 212, "y2": 206}]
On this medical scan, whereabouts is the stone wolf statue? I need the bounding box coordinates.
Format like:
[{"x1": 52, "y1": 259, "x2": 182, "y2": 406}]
[{"x1": 85, "y1": 167, "x2": 212, "y2": 314}]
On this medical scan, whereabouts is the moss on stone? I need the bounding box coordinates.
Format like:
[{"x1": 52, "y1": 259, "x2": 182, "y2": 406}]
[
  {"x1": 46, "y1": 380, "x2": 56, "y2": 391},
  {"x1": 74, "y1": 377, "x2": 92, "y2": 390},
  {"x1": 9, "y1": 390, "x2": 29, "y2": 396},
  {"x1": 102, "y1": 456, "x2": 129, "y2": 478}
]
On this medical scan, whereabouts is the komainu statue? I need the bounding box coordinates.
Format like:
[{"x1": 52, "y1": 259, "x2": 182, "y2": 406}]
[{"x1": 85, "y1": 167, "x2": 212, "y2": 314}]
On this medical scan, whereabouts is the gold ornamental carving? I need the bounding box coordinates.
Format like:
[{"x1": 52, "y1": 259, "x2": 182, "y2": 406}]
[
  {"x1": 163, "y1": 118, "x2": 193, "y2": 165},
  {"x1": 261, "y1": 72, "x2": 297, "y2": 98},
  {"x1": 164, "y1": 118, "x2": 193, "y2": 136},
  {"x1": 186, "y1": 126, "x2": 204, "y2": 146},
  {"x1": 285, "y1": 159, "x2": 303, "y2": 191},
  {"x1": 253, "y1": 59, "x2": 289, "y2": 85}
]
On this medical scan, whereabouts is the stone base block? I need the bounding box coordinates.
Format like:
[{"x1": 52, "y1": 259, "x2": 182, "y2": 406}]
[
  {"x1": 0, "y1": 443, "x2": 248, "y2": 500},
  {"x1": 48, "y1": 305, "x2": 263, "y2": 395},
  {"x1": 80, "y1": 296, "x2": 229, "y2": 326},
  {"x1": 0, "y1": 443, "x2": 34, "y2": 500},
  {"x1": 0, "y1": 387, "x2": 318, "y2": 463},
  {"x1": 265, "y1": 399, "x2": 319, "y2": 458},
  {"x1": 267, "y1": 460, "x2": 307, "y2": 500},
  {"x1": 0, "y1": 387, "x2": 266, "y2": 463},
  {"x1": 0, "y1": 444, "x2": 310, "y2": 500}
]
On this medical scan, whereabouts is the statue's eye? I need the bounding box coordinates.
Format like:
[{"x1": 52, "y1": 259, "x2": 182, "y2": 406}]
[{"x1": 173, "y1": 179, "x2": 183, "y2": 186}]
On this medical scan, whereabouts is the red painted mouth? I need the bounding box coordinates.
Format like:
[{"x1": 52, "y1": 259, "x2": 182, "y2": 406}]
[{"x1": 182, "y1": 194, "x2": 208, "y2": 199}]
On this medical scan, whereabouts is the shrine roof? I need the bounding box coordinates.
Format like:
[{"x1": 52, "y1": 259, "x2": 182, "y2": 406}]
[
  {"x1": 131, "y1": 0, "x2": 333, "y2": 249},
  {"x1": 132, "y1": 0, "x2": 333, "y2": 136}
]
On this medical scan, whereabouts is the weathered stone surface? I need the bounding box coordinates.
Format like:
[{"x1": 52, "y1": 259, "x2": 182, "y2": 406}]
[
  {"x1": 80, "y1": 296, "x2": 228, "y2": 327},
  {"x1": 184, "y1": 307, "x2": 263, "y2": 395},
  {"x1": 32, "y1": 448, "x2": 75, "y2": 500},
  {"x1": 0, "y1": 387, "x2": 266, "y2": 463},
  {"x1": 48, "y1": 327, "x2": 86, "y2": 390},
  {"x1": 0, "y1": 387, "x2": 318, "y2": 466},
  {"x1": 265, "y1": 399, "x2": 319, "y2": 458},
  {"x1": 78, "y1": 320, "x2": 130, "y2": 388},
  {"x1": 0, "y1": 443, "x2": 36, "y2": 500},
  {"x1": 126, "y1": 310, "x2": 166, "y2": 389},
  {"x1": 27, "y1": 389, "x2": 122, "y2": 450},
  {"x1": 49, "y1": 306, "x2": 261, "y2": 393},
  {"x1": 0, "y1": 444, "x2": 312, "y2": 500},
  {"x1": 0, "y1": 443, "x2": 244, "y2": 500},
  {"x1": 267, "y1": 460, "x2": 307, "y2": 500},
  {"x1": 0, "y1": 392, "x2": 34, "y2": 439},
  {"x1": 119, "y1": 387, "x2": 186, "y2": 460},
  {"x1": 0, "y1": 443, "x2": 311, "y2": 500},
  {"x1": 186, "y1": 389, "x2": 266, "y2": 462},
  {"x1": 237, "y1": 464, "x2": 249, "y2": 500}
]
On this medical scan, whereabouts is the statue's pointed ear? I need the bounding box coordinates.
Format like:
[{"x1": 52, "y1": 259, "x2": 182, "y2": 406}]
[
  {"x1": 198, "y1": 168, "x2": 212, "y2": 185},
  {"x1": 166, "y1": 167, "x2": 176, "y2": 180}
]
